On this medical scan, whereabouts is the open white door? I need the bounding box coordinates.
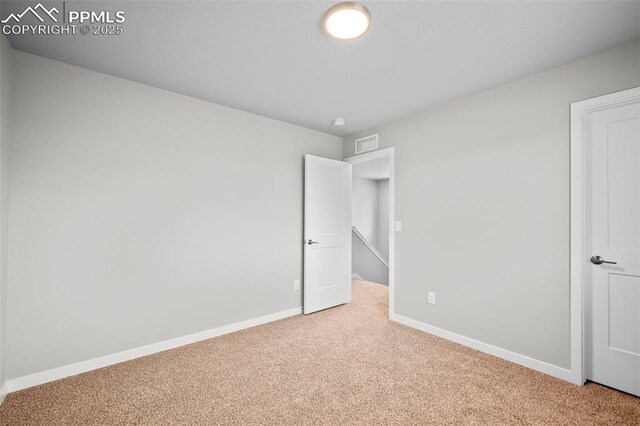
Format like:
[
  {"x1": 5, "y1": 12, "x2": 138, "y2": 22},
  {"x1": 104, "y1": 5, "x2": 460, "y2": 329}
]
[
  {"x1": 303, "y1": 155, "x2": 351, "y2": 314},
  {"x1": 586, "y1": 97, "x2": 640, "y2": 397}
]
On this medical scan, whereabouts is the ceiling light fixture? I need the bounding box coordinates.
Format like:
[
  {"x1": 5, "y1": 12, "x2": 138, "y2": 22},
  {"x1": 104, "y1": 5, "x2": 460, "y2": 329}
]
[
  {"x1": 323, "y1": 2, "x2": 371, "y2": 41},
  {"x1": 333, "y1": 117, "x2": 347, "y2": 126}
]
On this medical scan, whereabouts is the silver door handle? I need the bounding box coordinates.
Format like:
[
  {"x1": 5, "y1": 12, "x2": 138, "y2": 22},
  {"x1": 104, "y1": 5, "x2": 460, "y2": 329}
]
[
  {"x1": 307, "y1": 239, "x2": 319, "y2": 245},
  {"x1": 590, "y1": 255, "x2": 617, "y2": 265}
]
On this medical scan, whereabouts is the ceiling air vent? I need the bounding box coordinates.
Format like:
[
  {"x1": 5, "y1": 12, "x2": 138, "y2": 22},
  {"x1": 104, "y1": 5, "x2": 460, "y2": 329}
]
[{"x1": 355, "y1": 133, "x2": 378, "y2": 154}]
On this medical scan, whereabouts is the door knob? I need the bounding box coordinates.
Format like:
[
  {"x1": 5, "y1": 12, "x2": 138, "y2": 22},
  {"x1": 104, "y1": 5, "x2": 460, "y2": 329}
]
[
  {"x1": 307, "y1": 239, "x2": 319, "y2": 245},
  {"x1": 590, "y1": 255, "x2": 617, "y2": 265}
]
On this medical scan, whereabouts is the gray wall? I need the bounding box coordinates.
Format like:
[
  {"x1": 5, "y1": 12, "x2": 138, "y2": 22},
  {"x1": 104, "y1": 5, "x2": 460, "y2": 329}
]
[
  {"x1": 343, "y1": 40, "x2": 640, "y2": 369},
  {"x1": 352, "y1": 176, "x2": 389, "y2": 257},
  {"x1": 7, "y1": 51, "x2": 342, "y2": 379},
  {"x1": 352, "y1": 177, "x2": 379, "y2": 245},
  {"x1": 352, "y1": 176, "x2": 389, "y2": 284},
  {"x1": 352, "y1": 233, "x2": 388, "y2": 285},
  {"x1": 377, "y1": 180, "x2": 389, "y2": 260},
  {"x1": 0, "y1": 35, "x2": 12, "y2": 385}
]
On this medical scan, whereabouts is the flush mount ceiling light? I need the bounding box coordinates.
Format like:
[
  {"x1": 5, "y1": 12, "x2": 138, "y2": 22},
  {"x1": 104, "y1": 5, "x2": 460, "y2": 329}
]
[
  {"x1": 333, "y1": 117, "x2": 347, "y2": 126},
  {"x1": 323, "y1": 2, "x2": 371, "y2": 41}
]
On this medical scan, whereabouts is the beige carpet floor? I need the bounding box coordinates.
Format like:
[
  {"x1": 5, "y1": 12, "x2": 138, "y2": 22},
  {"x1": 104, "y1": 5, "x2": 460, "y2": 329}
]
[{"x1": 0, "y1": 279, "x2": 638, "y2": 425}]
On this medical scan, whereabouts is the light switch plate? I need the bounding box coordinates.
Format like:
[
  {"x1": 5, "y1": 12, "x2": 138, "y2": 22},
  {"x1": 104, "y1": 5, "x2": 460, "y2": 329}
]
[
  {"x1": 294, "y1": 279, "x2": 300, "y2": 290},
  {"x1": 395, "y1": 220, "x2": 402, "y2": 231}
]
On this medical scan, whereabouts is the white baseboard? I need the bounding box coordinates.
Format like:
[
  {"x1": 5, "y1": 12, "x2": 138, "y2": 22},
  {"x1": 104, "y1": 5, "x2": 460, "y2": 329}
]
[
  {"x1": 6, "y1": 306, "x2": 302, "y2": 394},
  {"x1": 4, "y1": 309, "x2": 572, "y2": 397},
  {"x1": 393, "y1": 314, "x2": 573, "y2": 383},
  {"x1": 0, "y1": 381, "x2": 7, "y2": 405},
  {"x1": 351, "y1": 273, "x2": 363, "y2": 280}
]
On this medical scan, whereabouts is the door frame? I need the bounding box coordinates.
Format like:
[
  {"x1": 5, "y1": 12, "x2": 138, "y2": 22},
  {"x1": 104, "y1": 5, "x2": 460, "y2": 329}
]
[
  {"x1": 343, "y1": 147, "x2": 396, "y2": 320},
  {"x1": 570, "y1": 86, "x2": 640, "y2": 386}
]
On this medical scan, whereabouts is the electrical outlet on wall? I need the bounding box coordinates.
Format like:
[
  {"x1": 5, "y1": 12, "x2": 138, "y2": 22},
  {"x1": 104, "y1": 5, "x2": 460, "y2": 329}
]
[
  {"x1": 427, "y1": 291, "x2": 436, "y2": 305},
  {"x1": 294, "y1": 279, "x2": 300, "y2": 290}
]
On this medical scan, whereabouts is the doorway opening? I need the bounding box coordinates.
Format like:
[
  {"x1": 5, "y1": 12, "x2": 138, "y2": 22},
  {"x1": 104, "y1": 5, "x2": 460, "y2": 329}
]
[{"x1": 344, "y1": 148, "x2": 395, "y2": 319}]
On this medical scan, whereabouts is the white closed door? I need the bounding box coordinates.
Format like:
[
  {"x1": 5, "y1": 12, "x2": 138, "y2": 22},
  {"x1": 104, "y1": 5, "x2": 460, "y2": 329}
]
[
  {"x1": 587, "y1": 98, "x2": 640, "y2": 396},
  {"x1": 303, "y1": 155, "x2": 351, "y2": 314}
]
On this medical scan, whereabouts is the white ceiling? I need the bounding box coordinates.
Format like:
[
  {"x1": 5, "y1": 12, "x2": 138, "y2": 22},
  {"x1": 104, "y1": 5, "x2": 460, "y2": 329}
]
[
  {"x1": 353, "y1": 157, "x2": 389, "y2": 180},
  {"x1": 3, "y1": 1, "x2": 640, "y2": 136}
]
